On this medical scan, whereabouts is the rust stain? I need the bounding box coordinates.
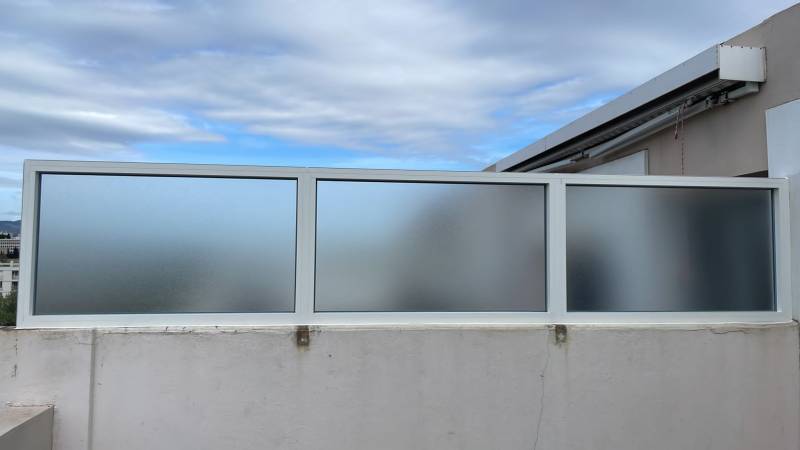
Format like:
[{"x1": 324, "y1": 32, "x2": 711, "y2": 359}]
[
  {"x1": 295, "y1": 325, "x2": 310, "y2": 348},
  {"x1": 552, "y1": 324, "x2": 568, "y2": 346}
]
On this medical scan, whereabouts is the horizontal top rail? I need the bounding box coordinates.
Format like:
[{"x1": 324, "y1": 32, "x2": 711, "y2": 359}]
[{"x1": 24, "y1": 159, "x2": 788, "y2": 186}]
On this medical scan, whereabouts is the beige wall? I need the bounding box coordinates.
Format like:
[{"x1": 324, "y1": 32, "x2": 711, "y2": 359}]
[{"x1": 611, "y1": 4, "x2": 800, "y2": 177}]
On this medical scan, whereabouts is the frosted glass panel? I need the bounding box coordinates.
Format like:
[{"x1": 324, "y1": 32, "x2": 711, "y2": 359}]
[
  {"x1": 35, "y1": 175, "x2": 297, "y2": 314},
  {"x1": 567, "y1": 186, "x2": 774, "y2": 312},
  {"x1": 315, "y1": 181, "x2": 546, "y2": 312}
]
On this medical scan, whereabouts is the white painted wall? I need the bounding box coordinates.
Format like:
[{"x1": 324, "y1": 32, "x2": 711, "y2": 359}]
[
  {"x1": 767, "y1": 99, "x2": 800, "y2": 319},
  {"x1": 0, "y1": 324, "x2": 797, "y2": 450},
  {"x1": 767, "y1": 99, "x2": 800, "y2": 178}
]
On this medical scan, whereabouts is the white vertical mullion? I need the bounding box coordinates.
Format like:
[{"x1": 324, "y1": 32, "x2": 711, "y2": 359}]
[
  {"x1": 16, "y1": 162, "x2": 39, "y2": 328},
  {"x1": 294, "y1": 173, "x2": 317, "y2": 324},
  {"x1": 547, "y1": 179, "x2": 567, "y2": 322},
  {"x1": 774, "y1": 182, "x2": 792, "y2": 319}
]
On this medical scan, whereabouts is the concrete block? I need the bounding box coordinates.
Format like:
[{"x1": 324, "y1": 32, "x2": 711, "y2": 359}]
[{"x1": 0, "y1": 406, "x2": 53, "y2": 450}]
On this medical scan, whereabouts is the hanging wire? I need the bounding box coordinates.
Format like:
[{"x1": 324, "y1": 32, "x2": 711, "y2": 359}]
[{"x1": 673, "y1": 101, "x2": 687, "y2": 175}]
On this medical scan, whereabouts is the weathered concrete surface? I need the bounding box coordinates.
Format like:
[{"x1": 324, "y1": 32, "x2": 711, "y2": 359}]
[
  {"x1": 539, "y1": 325, "x2": 799, "y2": 450},
  {"x1": 0, "y1": 406, "x2": 53, "y2": 450},
  {"x1": 0, "y1": 328, "x2": 93, "y2": 450},
  {"x1": 0, "y1": 323, "x2": 797, "y2": 450}
]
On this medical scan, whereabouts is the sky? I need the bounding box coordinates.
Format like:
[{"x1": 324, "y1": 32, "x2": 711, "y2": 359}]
[{"x1": 0, "y1": 0, "x2": 797, "y2": 220}]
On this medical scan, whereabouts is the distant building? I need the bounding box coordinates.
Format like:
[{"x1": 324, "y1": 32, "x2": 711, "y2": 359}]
[
  {"x1": 0, "y1": 261, "x2": 18, "y2": 296},
  {"x1": 0, "y1": 237, "x2": 20, "y2": 256}
]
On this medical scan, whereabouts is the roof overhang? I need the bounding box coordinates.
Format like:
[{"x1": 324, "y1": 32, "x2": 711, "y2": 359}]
[{"x1": 494, "y1": 45, "x2": 766, "y2": 172}]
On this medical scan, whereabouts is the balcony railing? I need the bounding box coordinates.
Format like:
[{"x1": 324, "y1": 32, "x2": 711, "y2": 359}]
[{"x1": 15, "y1": 160, "x2": 791, "y2": 328}]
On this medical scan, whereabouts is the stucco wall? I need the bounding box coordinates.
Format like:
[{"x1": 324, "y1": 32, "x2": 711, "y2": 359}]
[
  {"x1": 0, "y1": 324, "x2": 797, "y2": 450},
  {"x1": 611, "y1": 4, "x2": 800, "y2": 177}
]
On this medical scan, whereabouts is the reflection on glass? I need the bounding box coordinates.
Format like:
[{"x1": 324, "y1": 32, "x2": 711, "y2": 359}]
[
  {"x1": 566, "y1": 186, "x2": 774, "y2": 312},
  {"x1": 35, "y1": 175, "x2": 297, "y2": 314},
  {"x1": 315, "y1": 181, "x2": 546, "y2": 312}
]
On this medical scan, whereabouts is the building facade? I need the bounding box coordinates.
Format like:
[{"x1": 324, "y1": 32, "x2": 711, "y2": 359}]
[
  {"x1": 0, "y1": 237, "x2": 20, "y2": 256},
  {"x1": 0, "y1": 261, "x2": 19, "y2": 297},
  {"x1": 490, "y1": 4, "x2": 800, "y2": 177}
]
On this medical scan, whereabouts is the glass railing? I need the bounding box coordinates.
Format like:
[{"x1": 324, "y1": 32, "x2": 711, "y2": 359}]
[{"x1": 14, "y1": 160, "x2": 790, "y2": 327}]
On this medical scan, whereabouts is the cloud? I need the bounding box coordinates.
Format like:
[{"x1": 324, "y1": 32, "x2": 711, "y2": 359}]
[
  {"x1": 0, "y1": 40, "x2": 220, "y2": 156},
  {"x1": 0, "y1": 0, "x2": 795, "y2": 172},
  {"x1": 0, "y1": 176, "x2": 20, "y2": 189}
]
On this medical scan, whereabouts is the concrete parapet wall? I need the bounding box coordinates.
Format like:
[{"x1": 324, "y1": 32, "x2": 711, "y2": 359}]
[{"x1": 0, "y1": 323, "x2": 797, "y2": 450}]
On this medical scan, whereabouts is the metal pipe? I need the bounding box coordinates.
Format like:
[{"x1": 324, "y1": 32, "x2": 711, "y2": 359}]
[{"x1": 534, "y1": 83, "x2": 760, "y2": 173}]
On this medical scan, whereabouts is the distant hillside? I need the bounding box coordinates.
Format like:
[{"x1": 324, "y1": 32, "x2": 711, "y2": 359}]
[{"x1": 0, "y1": 220, "x2": 21, "y2": 235}]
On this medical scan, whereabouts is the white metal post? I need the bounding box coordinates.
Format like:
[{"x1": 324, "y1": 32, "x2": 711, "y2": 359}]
[
  {"x1": 294, "y1": 173, "x2": 317, "y2": 323},
  {"x1": 773, "y1": 183, "x2": 793, "y2": 318},
  {"x1": 546, "y1": 179, "x2": 567, "y2": 322}
]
